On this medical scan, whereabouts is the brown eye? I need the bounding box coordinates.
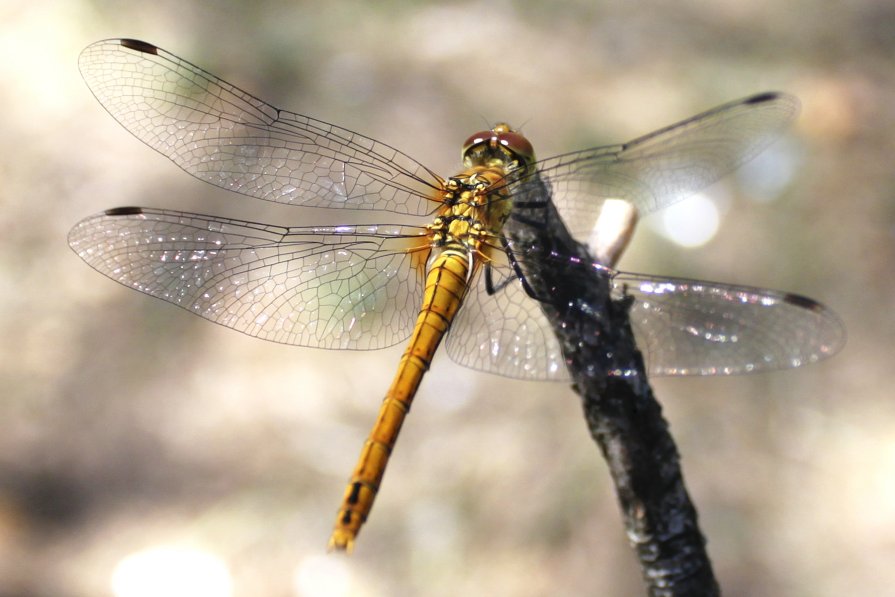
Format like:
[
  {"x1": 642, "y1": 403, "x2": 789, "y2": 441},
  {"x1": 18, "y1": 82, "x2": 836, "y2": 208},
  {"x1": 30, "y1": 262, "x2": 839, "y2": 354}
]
[
  {"x1": 462, "y1": 130, "x2": 493, "y2": 154},
  {"x1": 498, "y1": 133, "x2": 535, "y2": 161},
  {"x1": 461, "y1": 125, "x2": 536, "y2": 167},
  {"x1": 497, "y1": 132, "x2": 534, "y2": 162}
]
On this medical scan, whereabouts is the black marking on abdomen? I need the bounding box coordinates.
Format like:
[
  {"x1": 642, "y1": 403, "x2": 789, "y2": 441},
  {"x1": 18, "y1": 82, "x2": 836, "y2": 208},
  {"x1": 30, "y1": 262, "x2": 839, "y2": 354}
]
[{"x1": 347, "y1": 482, "x2": 362, "y2": 505}]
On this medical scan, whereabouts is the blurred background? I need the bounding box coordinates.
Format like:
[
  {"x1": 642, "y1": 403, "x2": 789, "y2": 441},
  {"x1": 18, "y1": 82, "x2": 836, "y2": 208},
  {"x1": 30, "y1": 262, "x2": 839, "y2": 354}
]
[{"x1": 2, "y1": 0, "x2": 893, "y2": 595}]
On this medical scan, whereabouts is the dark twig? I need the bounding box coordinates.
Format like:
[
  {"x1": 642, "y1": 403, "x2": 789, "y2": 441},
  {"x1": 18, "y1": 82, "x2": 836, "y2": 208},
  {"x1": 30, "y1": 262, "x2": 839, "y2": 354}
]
[{"x1": 506, "y1": 181, "x2": 720, "y2": 596}]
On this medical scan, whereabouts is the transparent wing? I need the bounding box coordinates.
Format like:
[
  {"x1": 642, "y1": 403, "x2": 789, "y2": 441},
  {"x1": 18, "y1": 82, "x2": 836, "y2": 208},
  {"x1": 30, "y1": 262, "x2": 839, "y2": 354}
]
[
  {"x1": 511, "y1": 92, "x2": 799, "y2": 241},
  {"x1": 449, "y1": 247, "x2": 844, "y2": 379},
  {"x1": 68, "y1": 207, "x2": 431, "y2": 349},
  {"x1": 615, "y1": 272, "x2": 846, "y2": 375},
  {"x1": 446, "y1": 258, "x2": 570, "y2": 381},
  {"x1": 79, "y1": 39, "x2": 444, "y2": 215}
]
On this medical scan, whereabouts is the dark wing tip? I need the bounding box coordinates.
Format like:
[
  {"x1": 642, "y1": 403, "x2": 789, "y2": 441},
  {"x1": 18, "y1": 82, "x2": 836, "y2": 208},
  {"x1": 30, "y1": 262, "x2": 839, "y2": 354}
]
[
  {"x1": 119, "y1": 39, "x2": 159, "y2": 55},
  {"x1": 783, "y1": 292, "x2": 848, "y2": 356},
  {"x1": 783, "y1": 292, "x2": 824, "y2": 312},
  {"x1": 104, "y1": 206, "x2": 144, "y2": 216},
  {"x1": 743, "y1": 91, "x2": 781, "y2": 105}
]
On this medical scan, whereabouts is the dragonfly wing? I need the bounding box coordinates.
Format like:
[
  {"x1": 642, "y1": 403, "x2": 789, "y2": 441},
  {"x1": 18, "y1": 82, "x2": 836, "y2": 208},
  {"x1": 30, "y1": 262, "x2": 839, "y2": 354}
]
[
  {"x1": 616, "y1": 272, "x2": 845, "y2": 375},
  {"x1": 68, "y1": 207, "x2": 430, "y2": 349},
  {"x1": 521, "y1": 92, "x2": 799, "y2": 242},
  {"x1": 79, "y1": 39, "x2": 443, "y2": 215},
  {"x1": 446, "y1": 261, "x2": 569, "y2": 381}
]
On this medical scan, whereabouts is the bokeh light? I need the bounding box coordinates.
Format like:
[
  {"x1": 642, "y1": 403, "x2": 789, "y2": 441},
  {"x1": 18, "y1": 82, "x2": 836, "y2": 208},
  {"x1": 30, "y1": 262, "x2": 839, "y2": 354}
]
[
  {"x1": 651, "y1": 193, "x2": 721, "y2": 248},
  {"x1": 292, "y1": 555, "x2": 352, "y2": 597},
  {"x1": 111, "y1": 546, "x2": 232, "y2": 597}
]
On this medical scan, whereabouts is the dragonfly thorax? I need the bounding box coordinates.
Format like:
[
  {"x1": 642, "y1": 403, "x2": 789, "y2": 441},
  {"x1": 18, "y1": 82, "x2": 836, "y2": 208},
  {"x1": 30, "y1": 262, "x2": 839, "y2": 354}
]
[{"x1": 429, "y1": 167, "x2": 513, "y2": 254}]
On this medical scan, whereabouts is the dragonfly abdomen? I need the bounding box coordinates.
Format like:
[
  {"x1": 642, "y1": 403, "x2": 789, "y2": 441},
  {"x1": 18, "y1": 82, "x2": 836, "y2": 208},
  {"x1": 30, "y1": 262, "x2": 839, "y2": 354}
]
[{"x1": 329, "y1": 246, "x2": 474, "y2": 551}]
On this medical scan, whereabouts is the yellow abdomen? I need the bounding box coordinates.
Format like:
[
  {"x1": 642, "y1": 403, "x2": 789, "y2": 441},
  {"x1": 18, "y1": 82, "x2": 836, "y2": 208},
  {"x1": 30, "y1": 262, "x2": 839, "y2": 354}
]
[{"x1": 329, "y1": 246, "x2": 474, "y2": 551}]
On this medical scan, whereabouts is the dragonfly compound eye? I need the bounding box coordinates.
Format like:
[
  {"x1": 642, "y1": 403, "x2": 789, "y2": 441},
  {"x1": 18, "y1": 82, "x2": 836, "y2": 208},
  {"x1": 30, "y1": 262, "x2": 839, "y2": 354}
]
[
  {"x1": 461, "y1": 130, "x2": 493, "y2": 155},
  {"x1": 461, "y1": 125, "x2": 535, "y2": 167},
  {"x1": 496, "y1": 131, "x2": 535, "y2": 163}
]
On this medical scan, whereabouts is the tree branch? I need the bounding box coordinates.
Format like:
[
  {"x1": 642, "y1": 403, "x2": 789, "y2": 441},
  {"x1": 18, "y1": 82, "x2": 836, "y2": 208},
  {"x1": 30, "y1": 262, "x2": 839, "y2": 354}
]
[{"x1": 506, "y1": 182, "x2": 720, "y2": 596}]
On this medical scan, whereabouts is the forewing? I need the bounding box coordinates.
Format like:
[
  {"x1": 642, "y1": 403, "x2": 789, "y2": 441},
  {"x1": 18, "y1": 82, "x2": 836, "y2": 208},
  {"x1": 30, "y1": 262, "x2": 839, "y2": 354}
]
[
  {"x1": 616, "y1": 273, "x2": 845, "y2": 375},
  {"x1": 79, "y1": 39, "x2": 443, "y2": 214},
  {"x1": 521, "y1": 92, "x2": 799, "y2": 241},
  {"x1": 68, "y1": 208, "x2": 430, "y2": 349}
]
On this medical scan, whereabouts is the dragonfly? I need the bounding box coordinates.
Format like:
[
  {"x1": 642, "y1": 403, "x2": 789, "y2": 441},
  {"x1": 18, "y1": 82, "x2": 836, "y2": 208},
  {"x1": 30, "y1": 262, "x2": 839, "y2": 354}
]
[{"x1": 70, "y1": 39, "x2": 844, "y2": 551}]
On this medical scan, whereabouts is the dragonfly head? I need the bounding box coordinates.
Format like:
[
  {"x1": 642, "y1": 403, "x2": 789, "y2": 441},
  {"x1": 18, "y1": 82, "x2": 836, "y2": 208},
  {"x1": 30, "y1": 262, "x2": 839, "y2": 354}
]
[{"x1": 462, "y1": 123, "x2": 535, "y2": 171}]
